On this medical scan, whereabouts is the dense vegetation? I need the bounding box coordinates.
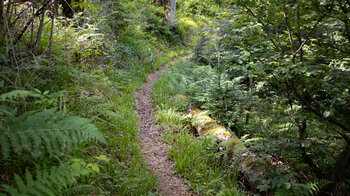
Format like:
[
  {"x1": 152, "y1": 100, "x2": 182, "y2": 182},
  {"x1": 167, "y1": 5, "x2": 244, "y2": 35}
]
[
  {"x1": 153, "y1": 0, "x2": 349, "y2": 195},
  {"x1": 0, "y1": 0, "x2": 192, "y2": 194},
  {"x1": 1, "y1": 0, "x2": 349, "y2": 195}
]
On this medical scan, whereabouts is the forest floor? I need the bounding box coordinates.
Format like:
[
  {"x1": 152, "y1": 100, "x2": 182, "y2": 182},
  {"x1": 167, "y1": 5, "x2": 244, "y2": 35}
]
[{"x1": 135, "y1": 57, "x2": 193, "y2": 196}]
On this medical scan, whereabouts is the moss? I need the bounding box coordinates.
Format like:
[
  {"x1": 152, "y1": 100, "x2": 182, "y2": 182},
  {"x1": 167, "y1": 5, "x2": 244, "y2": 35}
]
[
  {"x1": 225, "y1": 137, "x2": 246, "y2": 152},
  {"x1": 241, "y1": 156, "x2": 254, "y2": 169},
  {"x1": 191, "y1": 109, "x2": 232, "y2": 140},
  {"x1": 191, "y1": 109, "x2": 257, "y2": 169},
  {"x1": 204, "y1": 127, "x2": 231, "y2": 139}
]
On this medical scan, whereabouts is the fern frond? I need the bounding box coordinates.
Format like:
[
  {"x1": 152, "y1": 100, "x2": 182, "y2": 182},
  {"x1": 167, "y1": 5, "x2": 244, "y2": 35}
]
[
  {"x1": 2, "y1": 165, "x2": 91, "y2": 196},
  {"x1": 0, "y1": 105, "x2": 14, "y2": 116},
  {"x1": 292, "y1": 179, "x2": 332, "y2": 196},
  {"x1": 62, "y1": 185, "x2": 92, "y2": 196},
  {"x1": 0, "y1": 109, "x2": 106, "y2": 159},
  {"x1": 0, "y1": 90, "x2": 42, "y2": 102}
]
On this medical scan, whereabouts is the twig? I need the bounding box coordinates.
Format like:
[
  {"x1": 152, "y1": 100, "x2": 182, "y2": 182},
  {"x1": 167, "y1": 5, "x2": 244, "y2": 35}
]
[
  {"x1": 14, "y1": 0, "x2": 53, "y2": 44},
  {"x1": 293, "y1": 13, "x2": 328, "y2": 57},
  {"x1": 242, "y1": 5, "x2": 280, "y2": 51},
  {"x1": 2, "y1": 1, "x2": 19, "y2": 85},
  {"x1": 283, "y1": 5, "x2": 295, "y2": 63},
  {"x1": 32, "y1": 1, "x2": 49, "y2": 54},
  {"x1": 48, "y1": 8, "x2": 55, "y2": 57}
]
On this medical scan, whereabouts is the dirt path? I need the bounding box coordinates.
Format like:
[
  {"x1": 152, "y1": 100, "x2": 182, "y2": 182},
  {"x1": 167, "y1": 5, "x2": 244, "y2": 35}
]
[{"x1": 135, "y1": 61, "x2": 192, "y2": 196}]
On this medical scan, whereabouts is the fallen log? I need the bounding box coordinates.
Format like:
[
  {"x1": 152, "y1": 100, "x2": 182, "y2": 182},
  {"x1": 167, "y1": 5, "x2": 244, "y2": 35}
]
[
  {"x1": 190, "y1": 109, "x2": 264, "y2": 189},
  {"x1": 190, "y1": 109, "x2": 251, "y2": 158}
]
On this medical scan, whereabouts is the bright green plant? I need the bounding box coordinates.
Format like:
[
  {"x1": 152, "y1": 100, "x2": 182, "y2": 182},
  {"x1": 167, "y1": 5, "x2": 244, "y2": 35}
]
[
  {"x1": 0, "y1": 0, "x2": 197, "y2": 195},
  {"x1": 153, "y1": 67, "x2": 244, "y2": 195},
  {"x1": 0, "y1": 164, "x2": 92, "y2": 196},
  {"x1": 0, "y1": 108, "x2": 106, "y2": 160}
]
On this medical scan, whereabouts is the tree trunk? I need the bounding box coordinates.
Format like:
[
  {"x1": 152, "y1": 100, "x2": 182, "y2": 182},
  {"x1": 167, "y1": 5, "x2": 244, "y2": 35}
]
[
  {"x1": 48, "y1": 2, "x2": 56, "y2": 57},
  {"x1": 245, "y1": 77, "x2": 253, "y2": 125},
  {"x1": 0, "y1": 0, "x2": 4, "y2": 42},
  {"x1": 330, "y1": 143, "x2": 350, "y2": 194},
  {"x1": 298, "y1": 120, "x2": 323, "y2": 178},
  {"x1": 15, "y1": 0, "x2": 52, "y2": 44},
  {"x1": 153, "y1": 0, "x2": 166, "y2": 8},
  {"x1": 167, "y1": 0, "x2": 176, "y2": 24},
  {"x1": 32, "y1": 4, "x2": 47, "y2": 54}
]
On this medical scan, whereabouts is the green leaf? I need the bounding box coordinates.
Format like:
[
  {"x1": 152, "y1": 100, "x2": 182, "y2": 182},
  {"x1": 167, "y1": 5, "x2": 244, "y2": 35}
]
[
  {"x1": 0, "y1": 109, "x2": 106, "y2": 159},
  {"x1": 95, "y1": 155, "x2": 110, "y2": 161},
  {"x1": 71, "y1": 162, "x2": 82, "y2": 170},
  {"x1": 285, "y1": 182, "x2": 291, "y2": 190},
  {"x1": 91, "y1": 165, "x2": 100, "y2": 173}
]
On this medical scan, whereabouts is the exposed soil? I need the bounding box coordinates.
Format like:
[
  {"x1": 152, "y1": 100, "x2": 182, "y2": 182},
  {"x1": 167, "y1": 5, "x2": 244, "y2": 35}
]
[{"x1": 135, "y1": 63, "x2": 193, "y2": 196}]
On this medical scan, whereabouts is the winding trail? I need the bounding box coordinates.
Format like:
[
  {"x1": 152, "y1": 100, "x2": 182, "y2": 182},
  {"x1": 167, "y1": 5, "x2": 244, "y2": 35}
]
[{"x1": 135, "y1": 60, "x2": 192, "y2": 196}]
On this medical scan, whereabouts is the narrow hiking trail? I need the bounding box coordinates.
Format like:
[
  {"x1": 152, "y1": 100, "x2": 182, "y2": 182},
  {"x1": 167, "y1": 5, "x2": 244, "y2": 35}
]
[{"x1": 135, "y1": 59, "x2": 193, "y2": 196}]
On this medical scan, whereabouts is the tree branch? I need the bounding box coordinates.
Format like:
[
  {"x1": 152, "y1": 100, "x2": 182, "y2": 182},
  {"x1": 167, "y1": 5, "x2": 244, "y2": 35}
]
[
  {"x1": 288, "y1": 79, "x2": 349, "y2": 133},
  {"x1": 14, "y1": 0, "x2": 52, "y2": 44},
  {"x1": 293, "y1": 13, "x2": 328, "y2": 57},
  {"x1": 283, "y1": 5, "x2": 295, "y2": 63},
  {"x1": 242, "y1": 5, "x2": 280, "y2": 51},
  {"x1": 0, "y1": 0, "x2": 4, "y2": 34},
  {"x1": 298, "y1": 120, "x2": 323, "y2": 178}
]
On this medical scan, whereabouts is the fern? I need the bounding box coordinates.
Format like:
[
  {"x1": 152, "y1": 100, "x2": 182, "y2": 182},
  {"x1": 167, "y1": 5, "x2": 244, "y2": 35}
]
[
  {"x1": 0, "y1": 108, "x2": 106, "y2": 160},
  {"x1": 275, "y1": 179, "x2": 332, "y2": 196},
  {"x1": 1, "y1": 164, "x2": 91, "y2": 196},
  {"x1": 292, "y1": 179, "x2": 331, "y2": 196},
  {"x1": 0, "y1": 90, "x2": 43, "y2": 103},
  {"x1": 0, "y1": 105, "x2": 14, "y2": 116},
  {"x1": 194, "y1": 34, "x2": 210, "y2": 64}
]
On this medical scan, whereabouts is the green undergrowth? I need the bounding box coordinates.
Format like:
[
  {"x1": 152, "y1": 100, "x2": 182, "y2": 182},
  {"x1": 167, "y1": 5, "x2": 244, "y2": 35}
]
[
  {"x1": 152, "y1": 59, "x2": 245, "y2": 195},
  {"x1": 0, "y1": 0, "x2": 191, "y2": 194},
  {"x1": 0, "y1": 0, "x2": 223, "y2": 194},
  {"x1": 0, "y1": 44, "x2": 188, "y2": 196},
  {"x1": 95, "y1": 47, "x2": 188, "y2": 195}
]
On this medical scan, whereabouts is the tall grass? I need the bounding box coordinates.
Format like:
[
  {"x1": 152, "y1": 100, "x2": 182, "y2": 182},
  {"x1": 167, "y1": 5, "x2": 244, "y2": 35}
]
[
  {"x1": 152, "y1": 60, "x2": 244, "y2": 195},
  {"x1": 86, "y1": 46, "x2": 188, "y2": 194}
]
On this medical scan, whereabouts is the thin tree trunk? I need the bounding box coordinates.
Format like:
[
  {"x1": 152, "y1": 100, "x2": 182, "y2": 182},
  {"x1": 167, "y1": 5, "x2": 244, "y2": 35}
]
[
  {"x1": 30, "y1": 2, "x2": 35, "y2": 46},
  {"x1": 298, "y1": 120, "x2": 323, "y2": 178},
  {"x1": 283, "y1": 5, "x2": 295, "y2": 63},
  {"x1": 0, "y1": 0, "x2": 4, "y2": 41},
  {"x1": 296, "y1": 5, "x2": 304, "y2": 63},
  {"x1": 330, "y1": 143, "x2": 350, "y2": 194},
  {"x1": 33, "y1": 3, "x2": 47, "y2": 54},
  {"x1": 2, "y1": 3, "x2": 19, "y2": 83},
  {"x1": 48, "y1": 1, "x2": 56, "y2": 57},
  {"x1": 246, "y1": 55, "x2": 254, "y2": 125},
  {"x1": 217, "y1": 44, "x2": 221, "y2": 88},
  {"x1": 15, "y1": 0, "x2": 52, "y2": 45},
  {"x1": 167, "y1": 0, "x2": 176, "y2": 24},
  {"x1": 48, "y1": 15, "x2": 54, "y2": 57},
  {"x1": 245, "y1": 77, "x2": 253, "y2": 125}
]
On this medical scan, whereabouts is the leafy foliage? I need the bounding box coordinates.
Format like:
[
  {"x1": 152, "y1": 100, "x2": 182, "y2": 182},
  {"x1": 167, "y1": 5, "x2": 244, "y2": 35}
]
[
  {"x1": 275, "y1": 179, "x2": 332, "y2": 196},
  {"x1": 0, "y1": 108, "x2": 106, "y2": 160},
  {"x1": 153, "y1": 60, "x2": 245, "y2": 195},
  {"x1": 0, "y1": 0, "x2": 194, "y2": 194},
  {"x1": 174, "y1": 0, "x2": 350, "y2": 194},
  {"x1": 0, "y1": 90, "x2": 42, "y2": 102},
  {"x1": 1, "y1": 164, "x2": 91, "y2": 196}
]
